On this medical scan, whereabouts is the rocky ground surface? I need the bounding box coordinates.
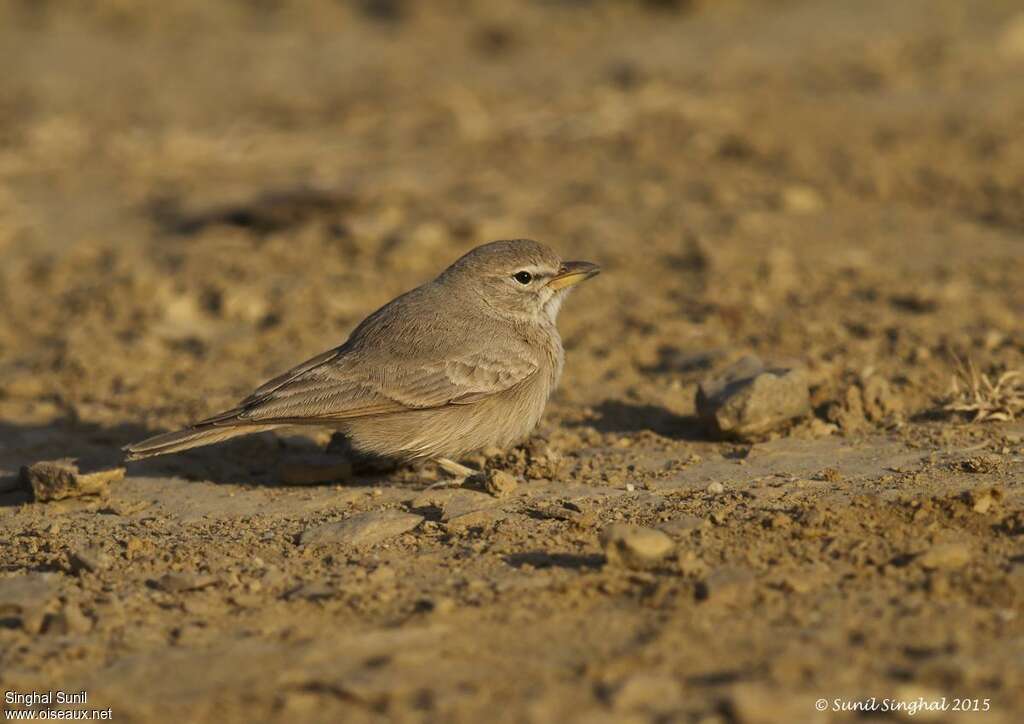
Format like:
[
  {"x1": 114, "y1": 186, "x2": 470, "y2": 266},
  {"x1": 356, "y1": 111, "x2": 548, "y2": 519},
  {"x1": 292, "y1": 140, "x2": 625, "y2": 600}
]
[{"x1": 1, "y1": 1, "x2": 1023, "y2": 722}]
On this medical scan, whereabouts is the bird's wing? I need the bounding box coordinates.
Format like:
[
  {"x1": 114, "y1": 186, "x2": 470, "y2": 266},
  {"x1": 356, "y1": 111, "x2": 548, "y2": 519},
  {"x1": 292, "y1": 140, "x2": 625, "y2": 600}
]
[{"x1": 199, "y1": 341, "x2": 539, "y2": 426}]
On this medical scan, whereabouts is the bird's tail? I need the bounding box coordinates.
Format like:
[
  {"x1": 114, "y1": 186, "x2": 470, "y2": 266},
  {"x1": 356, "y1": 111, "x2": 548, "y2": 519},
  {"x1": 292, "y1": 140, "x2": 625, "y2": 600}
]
[{"x1": 123, "y1": 423, "x2": 278, "y2": 461}]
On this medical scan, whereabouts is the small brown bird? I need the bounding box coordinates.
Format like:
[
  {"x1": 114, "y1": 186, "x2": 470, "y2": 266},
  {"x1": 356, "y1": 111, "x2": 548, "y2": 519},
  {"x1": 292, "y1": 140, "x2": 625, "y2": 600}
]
[{"x1": 124, "y1": 239, "x2": 600, "y2": 470}]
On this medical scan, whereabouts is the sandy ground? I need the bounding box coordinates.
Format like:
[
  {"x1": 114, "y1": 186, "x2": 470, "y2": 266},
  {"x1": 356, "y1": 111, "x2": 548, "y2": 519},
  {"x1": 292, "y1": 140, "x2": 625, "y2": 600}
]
[{"x1": 1, "y1": 1, "x2": 1024, "y2": 722}]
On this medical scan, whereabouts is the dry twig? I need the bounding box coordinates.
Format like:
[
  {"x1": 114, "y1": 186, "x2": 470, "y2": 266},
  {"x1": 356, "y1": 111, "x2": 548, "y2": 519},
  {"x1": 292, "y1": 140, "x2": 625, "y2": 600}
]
[{"x1": 943, "y1": 356, "x2": 1024, "y2": 422}]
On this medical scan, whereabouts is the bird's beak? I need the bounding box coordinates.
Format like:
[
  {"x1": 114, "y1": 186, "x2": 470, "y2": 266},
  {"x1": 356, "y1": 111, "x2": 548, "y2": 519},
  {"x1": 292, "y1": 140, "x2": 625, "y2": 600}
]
[{"x1": 548, "y1": 260, "x2": 601, "y2": 290}]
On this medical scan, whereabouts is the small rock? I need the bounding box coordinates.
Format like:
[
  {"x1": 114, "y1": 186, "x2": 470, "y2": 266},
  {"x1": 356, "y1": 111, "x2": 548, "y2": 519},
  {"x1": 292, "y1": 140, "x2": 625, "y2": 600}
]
[
  {"x1": 480, "y1": 469, "x2": 518, "y2": 498},
  {"x1": 440, "y1": 490, "x2": 498, "y2": 521},
  {"x1": 299, "y1": 510, "x2": 424, "y2": 546},
  {"x1": 20, "y1": 459, "x2": 124, "y2": 502},
  {"x1": 68, "y1": 546, "x2": 112, "y2": 575},
  {"x1": 279, "y1": 455, "x2": 353, "y2": 485},
  {"x1": 918, "y1": 542, "x2": 971, "y2": 570},
  {"x1": 970, "y1": 497, "x2": 995, "y2": 516},
  {"x1": 706, "y1": 481, "x2": 725, "y2": 494},
  {"x1": 696, "y1": 356, "x2": 810, "y2": 440},
  {"x1": 970, "y1": 488, "x2": 1001, "y2": 514},
  {"x1": 600, "y1": 524, "x2": 675, "y2": 568},
  {"x1": 153, "y1": 572, "x2": 218, "y2": 593}
]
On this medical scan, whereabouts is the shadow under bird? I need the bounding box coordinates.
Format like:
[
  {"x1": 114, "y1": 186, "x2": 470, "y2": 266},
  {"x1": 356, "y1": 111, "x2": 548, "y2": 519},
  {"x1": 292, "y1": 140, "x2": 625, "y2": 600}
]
[{"x1": 124, "y1": 239, "x2": 601, "y2": 471}]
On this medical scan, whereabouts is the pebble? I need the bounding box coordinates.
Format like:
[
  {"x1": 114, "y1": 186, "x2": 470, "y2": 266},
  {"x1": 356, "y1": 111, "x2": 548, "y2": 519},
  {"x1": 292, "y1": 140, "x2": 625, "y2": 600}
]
[
  {"x1": 696, "y1": 356, "x2": 810, "y2": 440},
  {"x1": 706, "y1": 481, "x2": 725, "y2": 494},
  {"x1": 299, "y1": 510, "x2": 424, "y2": 546},
  {"x1": 480, "y1": 469, "x2": 518, "y2": 498},
  {"x1": 278, "y1": 455, "x2": 353, "y2": 485},
  {"x1": 917, "y1": 542, "x2": 972, "y2": 570},
  {"x1": 439, "y1": 490, "x2": 498, "y2": 521},
  {"x1": 68, "y1": 546, "x2": 113, "y2": 575},
  {"x1": 600, "y1": 524, "x2": 675, "y2": 568},
  {"x1": 20, "y1": 459, "x2": 125, "y2": 502}
]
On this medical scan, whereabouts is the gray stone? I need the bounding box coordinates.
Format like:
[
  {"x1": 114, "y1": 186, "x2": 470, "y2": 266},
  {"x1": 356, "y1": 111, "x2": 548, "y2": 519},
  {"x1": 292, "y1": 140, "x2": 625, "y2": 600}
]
[
  {"x1": 438, "y1": 490, "x2": 497, "y2": 521},
  {"x1": 300, "y1": 510, "x2": 423, "y2": 546},
  {"x1": 600, "y1": 524, "x2": 675, "y2": 568},
  {"x1": 696, "y1": 356, "x2": 810, "y2": 440}
]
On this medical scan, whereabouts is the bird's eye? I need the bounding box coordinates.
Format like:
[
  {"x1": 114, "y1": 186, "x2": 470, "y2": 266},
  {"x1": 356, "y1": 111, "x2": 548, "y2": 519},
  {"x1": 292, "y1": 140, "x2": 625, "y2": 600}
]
[{"x1": 513, "y1": 271, "x2": 533, "y2": 285}]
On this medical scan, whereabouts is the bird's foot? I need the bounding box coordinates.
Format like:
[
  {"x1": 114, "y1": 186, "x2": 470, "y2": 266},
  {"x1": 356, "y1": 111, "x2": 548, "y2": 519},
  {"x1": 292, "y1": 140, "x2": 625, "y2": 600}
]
[
  {"x1": 436, "y1": 457, "x2": 477, "y2": 478},
  {"x1": 425, "y1": 457, "x2": 478, "y2": 489}
]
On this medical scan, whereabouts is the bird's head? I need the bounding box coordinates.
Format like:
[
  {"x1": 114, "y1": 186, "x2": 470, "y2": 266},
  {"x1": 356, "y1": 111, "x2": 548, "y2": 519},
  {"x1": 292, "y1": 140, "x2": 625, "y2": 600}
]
[{"x1": 438, "y1": 239, "x2": 601, "y2": 324}]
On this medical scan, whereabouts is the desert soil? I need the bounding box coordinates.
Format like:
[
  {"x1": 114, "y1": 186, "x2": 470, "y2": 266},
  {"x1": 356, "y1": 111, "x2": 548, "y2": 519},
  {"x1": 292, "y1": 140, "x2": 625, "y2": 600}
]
[{"x1": 1, "y1": 1, "x2": 1023, "y2": 722}]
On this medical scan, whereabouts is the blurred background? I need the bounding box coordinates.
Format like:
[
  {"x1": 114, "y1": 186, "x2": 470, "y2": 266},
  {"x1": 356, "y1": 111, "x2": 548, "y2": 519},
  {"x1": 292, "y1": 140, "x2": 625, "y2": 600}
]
[{"x1": 1, "y1": 0, "x2": 1022, "y2": 433}]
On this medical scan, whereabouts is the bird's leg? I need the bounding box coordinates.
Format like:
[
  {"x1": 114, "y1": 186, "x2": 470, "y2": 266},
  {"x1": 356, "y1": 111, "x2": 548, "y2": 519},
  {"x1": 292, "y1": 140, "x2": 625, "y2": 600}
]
[
  {"x1": 436, "y1": 457, "x2": 477, "y2": 478},
  {"x1": 424, "y1": 457, "x2": 478, "y2": 489}
]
